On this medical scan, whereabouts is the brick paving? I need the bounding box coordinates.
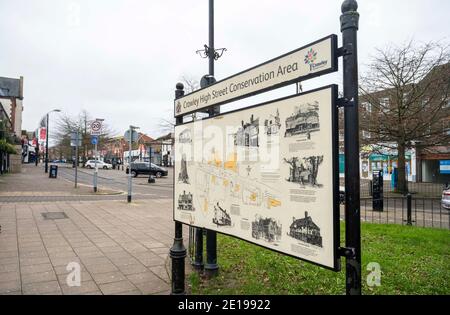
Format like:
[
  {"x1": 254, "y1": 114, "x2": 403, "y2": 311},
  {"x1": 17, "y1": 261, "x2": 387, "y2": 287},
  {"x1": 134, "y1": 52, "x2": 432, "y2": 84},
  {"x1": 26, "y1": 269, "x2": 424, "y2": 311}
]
[{"x1": 0, "y1": 165, "x2": 185, "y2": 295}]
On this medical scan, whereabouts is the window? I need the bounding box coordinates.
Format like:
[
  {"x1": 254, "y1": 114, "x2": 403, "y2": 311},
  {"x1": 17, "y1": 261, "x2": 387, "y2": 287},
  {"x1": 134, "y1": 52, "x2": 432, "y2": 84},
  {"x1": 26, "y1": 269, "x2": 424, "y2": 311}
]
[
  {"x1": 362, "y1": 102, "x2": 372, "y2": 113},
  {"x1": 362, "y1": 130, "x2": 371, "y2": 139},
  {"x1": 379, "y1": 97, "x2": 389, "y2": 108}
]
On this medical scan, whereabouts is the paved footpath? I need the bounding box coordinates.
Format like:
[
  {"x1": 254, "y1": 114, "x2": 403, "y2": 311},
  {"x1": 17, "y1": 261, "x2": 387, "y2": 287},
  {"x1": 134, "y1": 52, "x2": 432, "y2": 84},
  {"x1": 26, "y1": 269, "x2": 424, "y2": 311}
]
[{"x1": 0, "y1": 164, "x2": 186, "y2": 295}]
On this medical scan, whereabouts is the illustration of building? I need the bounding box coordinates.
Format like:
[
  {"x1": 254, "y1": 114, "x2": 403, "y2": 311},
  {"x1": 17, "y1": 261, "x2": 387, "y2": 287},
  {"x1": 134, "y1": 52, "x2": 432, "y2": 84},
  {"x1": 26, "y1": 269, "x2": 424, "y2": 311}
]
[
  {"x1": 285, "y1": 101, "x2": 320, "y2": 137},
  {"x1": 178, "y1": 191, "x2": 195, "y2": 211},
  {"x1": 251, "y1": 216, "x2": 282, "y2": 243},
  {"x1": 178, "y1": 154, "x2": 189, "y2": 184},
  {"x1": 285, "y1": 156, "x2": 323, "y2": 187},
  {"x1": 234, "y1": 114, "x2": 259, "y2": 147},
  {"x1": 178, "y1": 129, "x2": 192, "y2": 143},
  {"x1": 212, "y1": 202, "x2": 232, "y2": 226},
  {"x1": 288, "y1": 212, "x2": 322, "y2": 247},
  {"x1": 264, "y1": 109, "x2": 281, "y2": 136}
]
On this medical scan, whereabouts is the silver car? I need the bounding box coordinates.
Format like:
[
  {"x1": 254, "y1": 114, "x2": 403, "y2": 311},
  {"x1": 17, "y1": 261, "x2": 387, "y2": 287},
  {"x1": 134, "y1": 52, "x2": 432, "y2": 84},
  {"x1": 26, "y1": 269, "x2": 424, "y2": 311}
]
[{"x1": 442, "y1": 189, "x2": 450, "y2": 210}]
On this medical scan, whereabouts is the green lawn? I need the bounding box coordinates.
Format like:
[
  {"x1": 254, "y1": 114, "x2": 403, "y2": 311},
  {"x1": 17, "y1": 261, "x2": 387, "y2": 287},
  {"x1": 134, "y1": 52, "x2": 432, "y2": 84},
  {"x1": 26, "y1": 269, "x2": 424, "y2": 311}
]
[{"x1": 189, "y1": 223, "x2": 450, "y2": 295}]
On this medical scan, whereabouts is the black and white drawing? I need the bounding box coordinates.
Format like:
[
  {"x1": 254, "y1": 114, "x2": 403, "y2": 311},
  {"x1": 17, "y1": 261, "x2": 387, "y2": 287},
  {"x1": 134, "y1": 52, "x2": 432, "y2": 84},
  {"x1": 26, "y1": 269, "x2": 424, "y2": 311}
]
[
  {"x1": 178, "y1": 154, "x2": 189, "y2": 184},
  {"x1": 284, "y1": 155, "x2": 324, "y2": 187},
  {"x1": 288, "y1": 212, "x2": 323, "y2": 247},
  {"x1": 178, "y1": 129, "x2": 192, "y2": 143},
  {"x1": 284, "y1": 101, "x2": 320, "y2": 138},
  {"x1": 264, "y1": 109, "x2": 281, "y2": 136},
  {"x1": 233, "y1": 114, "x2": 259, "y2": 147},
  {"x1": 212, "y1": 202, "x2": 232, "y2": 226},
  {"x1": 178, "y1": 191, "x2": 195, "y2": 211},
  {"x1": 251, "y1": 215, "x2": 282, "y2": 243}
]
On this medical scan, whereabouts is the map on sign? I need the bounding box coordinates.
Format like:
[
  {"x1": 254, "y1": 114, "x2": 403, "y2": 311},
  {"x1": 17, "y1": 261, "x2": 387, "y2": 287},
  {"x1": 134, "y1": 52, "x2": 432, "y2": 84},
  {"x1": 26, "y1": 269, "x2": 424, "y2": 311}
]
[
  {"x1": 174, "y1": 85, "x2": 340, "y2": 270},
  {"x1": 90, "y1": 120, "x2": 103, "y2": 136}
]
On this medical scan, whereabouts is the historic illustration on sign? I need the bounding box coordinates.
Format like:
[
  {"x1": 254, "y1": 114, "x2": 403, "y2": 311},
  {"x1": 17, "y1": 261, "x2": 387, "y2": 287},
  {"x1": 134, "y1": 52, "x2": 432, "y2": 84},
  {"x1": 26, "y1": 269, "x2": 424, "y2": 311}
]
[
  {"x1": 264, "y1": 109, "x2": 281, "y2": 136},
  {"x1": 251, "y1": 215, "x2": 282, "y2": 243},
  {"x1": 284, "y1": 155, "x2": 324, "y2": 187},
  {"x1": 284, "y1": 101, "x2": 320, "y2": 139},
  {"x1": 174, "y1": 86, "x2": 337, "y2": 269},
  {"x1": 288, "y1": 212, "x2": 323, "y2": 247},
  {"x1": 178, "y1": 191, "x2": 195, "y2": 211},
  {"x1": 178, "y1": 129, "x2": 192, "y2": 143},
  {"x1": 212, "y1": 202, "x2": 232, "y2": 226},
  {"x1": 233, "y1": 114, "x2": 259, "y2": 147},
  {"x1": 178, "y1": 154, "x2": 190, "y2": 184}
]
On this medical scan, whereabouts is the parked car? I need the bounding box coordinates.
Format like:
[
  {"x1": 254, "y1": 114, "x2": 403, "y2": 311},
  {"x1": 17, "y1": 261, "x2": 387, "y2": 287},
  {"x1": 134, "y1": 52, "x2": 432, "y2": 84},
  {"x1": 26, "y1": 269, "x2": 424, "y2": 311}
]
[
  {"x1": 442, "y1": 189, "x2": 450, "y2": 210},
  {"x1": 85, "y1": 160, "x2": 112, "y2": 169},
  {"x1": 126, "y1": 162, "x2": 168, "y2": 178}
]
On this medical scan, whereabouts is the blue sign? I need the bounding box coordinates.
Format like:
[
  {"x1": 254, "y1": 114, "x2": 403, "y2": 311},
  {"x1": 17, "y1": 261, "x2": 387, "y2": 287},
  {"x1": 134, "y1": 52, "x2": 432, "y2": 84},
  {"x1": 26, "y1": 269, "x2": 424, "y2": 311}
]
[
  {"x1": 91, "y1": 136, "x2": 98, "y2": 145},
  {"x1": 440, "y1": 160, "x2": 450, "y2": 174}
]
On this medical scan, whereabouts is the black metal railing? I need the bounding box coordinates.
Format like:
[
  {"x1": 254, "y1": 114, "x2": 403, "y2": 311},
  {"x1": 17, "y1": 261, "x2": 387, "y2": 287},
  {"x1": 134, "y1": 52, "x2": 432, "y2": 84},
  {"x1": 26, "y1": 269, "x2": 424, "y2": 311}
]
[{"x1": 340, "y1": 195, "x2": 449, "y2": 230}]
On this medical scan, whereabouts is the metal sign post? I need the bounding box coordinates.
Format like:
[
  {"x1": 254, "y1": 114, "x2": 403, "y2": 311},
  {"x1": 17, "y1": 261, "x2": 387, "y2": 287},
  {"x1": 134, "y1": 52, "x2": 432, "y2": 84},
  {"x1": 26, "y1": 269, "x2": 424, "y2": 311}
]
[
  {"x1": 170, "y1": 83, "x2": 187, "y2": 295},
  {"x1": 91, "y1": 119, "x2": 103, "y2": 193},
  {"x1": 125, "y1": 127, "x2": 139, "y2": 202},
  {"x1": 71, "y1": 131, "x2": 81, "y2": 188},
  {"x1": 340, "y1": 0, "x2": 362, "y2": 295}
]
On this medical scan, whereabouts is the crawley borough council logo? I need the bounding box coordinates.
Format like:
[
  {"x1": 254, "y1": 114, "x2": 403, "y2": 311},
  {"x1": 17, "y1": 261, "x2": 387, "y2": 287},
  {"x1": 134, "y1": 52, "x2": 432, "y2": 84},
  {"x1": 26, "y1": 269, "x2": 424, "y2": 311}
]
[
  {"x1": 304, "y1": 48, "x2": 328, "y2": 71},
  {"x1": 304, "y1": 48, "x2": 317, "y2": 65},
  {"x1": 176, "y1": 101, "x2": 182, "y2": 114}
]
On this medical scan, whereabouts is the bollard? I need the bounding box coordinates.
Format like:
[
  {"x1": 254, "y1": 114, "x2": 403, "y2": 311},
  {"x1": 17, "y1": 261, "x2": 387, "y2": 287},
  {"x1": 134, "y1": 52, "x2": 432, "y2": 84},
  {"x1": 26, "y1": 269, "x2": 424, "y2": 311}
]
[
  {"x1": 406, "y1": 193, "x2": 412, "y2": 226},
  {"x1": 192, "y1": 228, "x2": 204, "y2": 270}
]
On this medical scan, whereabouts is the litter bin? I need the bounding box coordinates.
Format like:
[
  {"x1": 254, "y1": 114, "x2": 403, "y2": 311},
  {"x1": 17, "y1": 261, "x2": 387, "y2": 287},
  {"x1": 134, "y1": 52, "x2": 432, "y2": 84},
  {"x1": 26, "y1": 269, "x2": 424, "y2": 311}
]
[{"x1": 49, "y1": 165, "x2": 58, "y2": 178}]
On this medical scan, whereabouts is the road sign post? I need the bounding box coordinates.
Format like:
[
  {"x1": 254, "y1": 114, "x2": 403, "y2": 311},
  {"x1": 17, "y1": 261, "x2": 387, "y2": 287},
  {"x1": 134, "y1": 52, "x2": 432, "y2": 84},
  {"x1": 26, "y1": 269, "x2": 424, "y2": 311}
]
[
  {"x1": 90, "y1": 120, "x2": 103, "y2": 193},
  {"x1": 125, "y1": 127, "x2": 139, "y2": 203},
  {"x1": 70, "y1": 131, "x2": 81, "y2": 188}
]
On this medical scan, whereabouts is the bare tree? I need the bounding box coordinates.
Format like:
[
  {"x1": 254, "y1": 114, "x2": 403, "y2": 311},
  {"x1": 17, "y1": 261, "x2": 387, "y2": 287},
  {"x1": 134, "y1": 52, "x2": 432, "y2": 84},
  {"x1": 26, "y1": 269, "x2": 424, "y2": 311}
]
[
  {"x1": 360, "y1": 40, "x2": 450, "y2": 193},
  {"x1": 159, "y1": 76, "x2": 202, "y2": 133},
  {"x1": 53, "y1": 110, "x2": 116, "y2": 163}
]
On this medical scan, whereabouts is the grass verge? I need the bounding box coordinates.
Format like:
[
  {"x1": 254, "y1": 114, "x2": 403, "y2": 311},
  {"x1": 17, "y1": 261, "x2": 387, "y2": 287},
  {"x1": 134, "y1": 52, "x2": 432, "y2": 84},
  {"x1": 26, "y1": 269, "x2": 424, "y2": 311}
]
[{"x1": 189, "y1": 222, "x2": 450, "y2": 295}]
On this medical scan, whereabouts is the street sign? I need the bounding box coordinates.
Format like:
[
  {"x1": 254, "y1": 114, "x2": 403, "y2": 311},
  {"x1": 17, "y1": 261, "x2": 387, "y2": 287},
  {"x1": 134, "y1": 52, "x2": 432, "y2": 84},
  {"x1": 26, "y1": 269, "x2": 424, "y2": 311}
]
[
  {"x1": 90, "y1": 120, "x2": 103, "y2": 136},
  {"x1": 174, "y1": 35, "x2": 337, "y2": 117},
  {"x1": 70, "y1": 132, "x2": 82, "y2": 147},
  {"x1": 124, "y1": 130, "x2": 139, "y2": 142},
  {"x1": 174, "y1": 85, "x2": 340, "y2": 270},
  {"x1": 91, "y1": 136, "x2": 98, "y2": 145}
]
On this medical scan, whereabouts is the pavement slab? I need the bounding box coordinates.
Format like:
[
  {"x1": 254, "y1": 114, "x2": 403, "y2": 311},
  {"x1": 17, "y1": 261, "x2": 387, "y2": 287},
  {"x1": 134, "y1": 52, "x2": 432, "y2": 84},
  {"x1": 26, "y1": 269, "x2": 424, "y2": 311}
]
[{"x1": 0, "y1": 164, "x2": 182, "y2": 295}]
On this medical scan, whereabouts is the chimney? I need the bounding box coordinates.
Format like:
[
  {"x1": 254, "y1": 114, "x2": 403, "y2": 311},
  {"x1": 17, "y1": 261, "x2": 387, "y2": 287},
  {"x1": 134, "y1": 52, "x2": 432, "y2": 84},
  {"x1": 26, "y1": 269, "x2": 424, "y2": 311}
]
[
  {"x1": 305, "y1": 211, "x2": 308, "y2": 218},
  {"x1": 19, "y1": 76, "x2": 24, "y2": 100}
]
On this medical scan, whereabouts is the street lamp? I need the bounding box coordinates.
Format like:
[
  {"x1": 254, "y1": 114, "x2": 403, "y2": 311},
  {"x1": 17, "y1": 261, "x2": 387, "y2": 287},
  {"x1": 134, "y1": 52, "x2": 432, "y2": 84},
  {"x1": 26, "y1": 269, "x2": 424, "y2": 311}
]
[{"x1": 43, "y1": 109, "x2": 61, "y2": 173}]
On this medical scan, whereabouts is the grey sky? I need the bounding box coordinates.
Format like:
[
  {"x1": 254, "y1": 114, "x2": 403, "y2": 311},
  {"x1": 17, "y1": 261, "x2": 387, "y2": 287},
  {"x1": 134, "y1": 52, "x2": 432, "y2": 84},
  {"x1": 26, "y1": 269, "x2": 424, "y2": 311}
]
[{"x1": 0, "y1": 0, "x2": 449, "y2": 138}]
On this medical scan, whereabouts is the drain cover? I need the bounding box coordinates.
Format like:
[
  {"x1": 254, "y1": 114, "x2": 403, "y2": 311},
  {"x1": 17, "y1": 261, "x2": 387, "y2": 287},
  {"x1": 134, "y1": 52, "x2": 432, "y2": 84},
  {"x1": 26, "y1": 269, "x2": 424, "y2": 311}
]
[{"x1": 42, "y1": 212, "x2": 68, "y2": 220}]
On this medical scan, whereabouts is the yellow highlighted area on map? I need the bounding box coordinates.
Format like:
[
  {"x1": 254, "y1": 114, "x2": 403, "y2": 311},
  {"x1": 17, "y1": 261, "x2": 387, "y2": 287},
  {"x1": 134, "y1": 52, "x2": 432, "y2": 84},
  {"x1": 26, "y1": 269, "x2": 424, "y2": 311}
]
[
  {"x1": 268, "y1": 197, "x2": 281, "y2": 208},
  {"x1": 224, "y1": 152, "x2": 238, "y2": 173}
]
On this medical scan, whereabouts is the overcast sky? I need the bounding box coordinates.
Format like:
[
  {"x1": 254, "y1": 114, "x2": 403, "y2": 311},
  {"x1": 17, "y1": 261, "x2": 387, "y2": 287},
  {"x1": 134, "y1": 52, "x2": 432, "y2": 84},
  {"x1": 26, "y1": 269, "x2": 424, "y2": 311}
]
[{"x1": 0, "y1": 0, "x2": 449, "y2": 138}]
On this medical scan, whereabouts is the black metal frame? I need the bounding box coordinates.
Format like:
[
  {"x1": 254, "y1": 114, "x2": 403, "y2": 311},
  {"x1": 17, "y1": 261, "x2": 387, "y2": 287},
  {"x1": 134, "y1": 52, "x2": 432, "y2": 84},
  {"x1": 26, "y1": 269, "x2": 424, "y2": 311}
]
[
  {"x1": 173, "y1": 85, "x2": 341, "y2": 272},
  {"x1": 174, "y1": 34, "x2": 338, "y2": 118}
]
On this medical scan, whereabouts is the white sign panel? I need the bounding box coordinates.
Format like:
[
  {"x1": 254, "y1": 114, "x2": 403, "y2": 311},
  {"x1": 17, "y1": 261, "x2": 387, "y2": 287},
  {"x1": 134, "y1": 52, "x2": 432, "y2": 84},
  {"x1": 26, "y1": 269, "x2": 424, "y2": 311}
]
[
  {"x1": 174, "y1": 85, "x2": 340, "y2": 270},
  {"x1": 174, "y1": 35, "x2": 337, "y2": 117},
  {"x1": 90, "y1": 120, "x2": 103, "y2": 136}
]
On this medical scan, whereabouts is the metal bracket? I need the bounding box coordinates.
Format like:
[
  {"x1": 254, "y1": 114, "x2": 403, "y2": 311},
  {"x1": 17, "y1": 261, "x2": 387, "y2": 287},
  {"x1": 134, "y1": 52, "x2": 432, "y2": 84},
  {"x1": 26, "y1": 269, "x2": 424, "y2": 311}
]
[
  {"x1": 337, "y1": 97, "x2": 355, "y2": 108},
  {"x1": 337, "y1": 44, "x2": 353, "y2": 57},
  {"x1": 338, "y1": 246, "x2": 356, "y2": 259}
]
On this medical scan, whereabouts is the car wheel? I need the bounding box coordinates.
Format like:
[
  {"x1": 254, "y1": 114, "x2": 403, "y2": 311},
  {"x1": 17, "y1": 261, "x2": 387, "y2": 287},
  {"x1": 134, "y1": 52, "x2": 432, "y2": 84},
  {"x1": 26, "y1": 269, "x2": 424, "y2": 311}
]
[
  {"x1": 103, "y1": 166, "x2": 107, "y2": 169},
  {"x1": 87, "y1": 165, "x2": 92, "y2": 169},
  {"x1": 156, "y1": 172, "x2": 162, "y2": 178},
  {"x1": 131, "y1": 171, "x2": 138, "y2": 177}
]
